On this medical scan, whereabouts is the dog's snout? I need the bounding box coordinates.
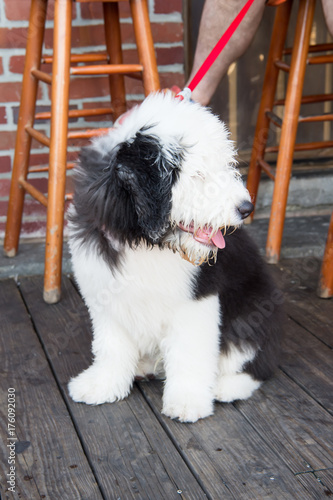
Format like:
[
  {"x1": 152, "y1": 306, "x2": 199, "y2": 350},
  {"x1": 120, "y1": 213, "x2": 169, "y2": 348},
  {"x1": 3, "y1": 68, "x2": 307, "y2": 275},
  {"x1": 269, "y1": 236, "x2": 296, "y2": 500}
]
[{"x1": 237, "y1": 200, "x2": 254, "y2": 220}]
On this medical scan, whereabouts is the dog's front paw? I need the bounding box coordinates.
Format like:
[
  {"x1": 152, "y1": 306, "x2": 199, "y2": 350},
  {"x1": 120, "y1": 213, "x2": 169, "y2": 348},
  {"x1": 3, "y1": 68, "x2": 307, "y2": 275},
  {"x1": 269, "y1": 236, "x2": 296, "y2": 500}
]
[
  {"x1": 162, "y1": 391, "x2": 214, "y2": 423},
  {"x1": 68, "y1": 365, "x2": 132, "y2": 405}
]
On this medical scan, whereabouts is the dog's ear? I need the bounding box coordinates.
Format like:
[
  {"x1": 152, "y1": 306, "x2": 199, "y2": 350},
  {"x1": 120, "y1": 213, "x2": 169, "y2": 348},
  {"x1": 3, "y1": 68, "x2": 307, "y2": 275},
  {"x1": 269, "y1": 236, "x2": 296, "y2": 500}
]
[{"x1": 114, "y1": 131, "x2": 181, "y2": 240}]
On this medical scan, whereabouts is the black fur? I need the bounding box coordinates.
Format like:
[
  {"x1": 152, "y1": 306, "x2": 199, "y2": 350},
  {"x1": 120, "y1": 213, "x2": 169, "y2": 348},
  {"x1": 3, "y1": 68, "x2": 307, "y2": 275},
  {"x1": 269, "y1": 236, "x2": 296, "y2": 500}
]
[
  {"x1": 193, "y1": 227, "x2": 284, "y2": 381},
  {"x1": 69, "y1": 130, "x2": 181, "y2": 266},
  {"x1": 71, "y1": 127, "x2": 283, "y2": 385}
]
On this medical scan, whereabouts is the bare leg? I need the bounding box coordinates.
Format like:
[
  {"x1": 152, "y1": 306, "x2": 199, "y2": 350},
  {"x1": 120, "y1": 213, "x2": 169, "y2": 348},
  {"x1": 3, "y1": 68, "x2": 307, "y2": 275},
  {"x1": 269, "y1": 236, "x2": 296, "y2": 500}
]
[
  {"x1": 187, "y1": 0, "x2": 266, "y2": 105},
  {"x1": 322, "y1": 0, "x2": 333, "y2": 36}
]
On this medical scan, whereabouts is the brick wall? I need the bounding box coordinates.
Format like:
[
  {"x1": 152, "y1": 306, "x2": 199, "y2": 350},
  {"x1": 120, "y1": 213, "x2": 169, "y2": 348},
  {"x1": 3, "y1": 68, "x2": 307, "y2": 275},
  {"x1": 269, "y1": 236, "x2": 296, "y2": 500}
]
[{"x1": 0, "y1": 0, "x2": 184, "y2": 238}]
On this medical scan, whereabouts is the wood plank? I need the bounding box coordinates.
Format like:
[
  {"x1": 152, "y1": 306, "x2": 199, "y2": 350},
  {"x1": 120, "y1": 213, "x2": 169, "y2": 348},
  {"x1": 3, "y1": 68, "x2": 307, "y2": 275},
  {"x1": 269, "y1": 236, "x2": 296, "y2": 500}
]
[
  {"x1": 0, "y1": 279, "x2": 102, "y2": 500},
  {"x1": 19, "y1": 275, "x2": 207, "y2": 500},
  {"x1": 295, "y1": 470, "x2": 333, "y2": 498},
  {"x1": 139, "y1": 381, "x2": 312, "y2": 499},
  {"x1": 281, "y1": 316, "x2": 333, "y2": 414},
  {"x1": 272, "y1": 259, "x2": 333, "y2": 347},
  {"x1": 314, "y1": 469, "x2": 333, "y2": 494},
  {"x1": 234, "y1": 370, "x2": 333, "y2": 474}
]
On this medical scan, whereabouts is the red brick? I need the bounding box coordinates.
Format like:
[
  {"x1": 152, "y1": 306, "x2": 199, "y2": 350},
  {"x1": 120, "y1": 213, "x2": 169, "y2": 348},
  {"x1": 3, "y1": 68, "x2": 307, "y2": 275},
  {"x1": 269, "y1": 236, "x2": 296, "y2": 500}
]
[
  {"x1": 0, "y1": 156, "x2": 11, "y2": 173},
  {"x1": 0, "y1": 27, "x2": 29, "y2": 49},
  {"x1": 155, "y1": 46, "x2": 184, "y2": 66},
  {"x1": 0, "y1": 131, "x2": 17, "y2": 150},
  {"x1": 21, "y1": 199, "x2": 47, "y2": 217},
  {"x1": 121, "y1": 46, "x2": 183, "y2": 66},
  {"x1": 159, "y1": 72, "x2": 185, "y2": 90},
  {"x1": 151, "y1": 22, "x2": 183, "y2": 44},
  {"x1": 29, "y1": 177, "x2": 48, "y2": 194},
  {"x1": 43, "y1": 21, "x2": 183, "y2": 50},
  {"x1": 0, "y1": 57, "x2": 3, "y2": 75},
  {"x1": 4, "y1": 0, "x2": 76, "y2": 21},
  {"x1": 20, "y1": 220, "x2": 47, "y2": 236},
  {"x1": 154, "y1": 0, "x2": 182, "y2": 14},
  {"x1": 80, "y1": 1, "x2": 131, "y2": 19},
  {"x1": 69, "y1": 76, "x2": 110, "y2": 100},
  {"x1": 0, "y1": 107, "x2": 8, "y2": 125},
  {"x1": 0, "y1": 82, "x2": 24, "y2": 103},
  {"x1": 0, "y1": 200, "x2": 9, "y2": 217},
  {"x1": 124, "y1": 78, "x2": 144, "y2": 96},
  {"x1": 0, "y1": 179, "x2": 11, "y2": 197},
  {"x1": 9, "y1": 55, "x2": 26, "y2": 75},
  {"x1": 4, "y1": 0, "x2": 31, "y2": 21}
]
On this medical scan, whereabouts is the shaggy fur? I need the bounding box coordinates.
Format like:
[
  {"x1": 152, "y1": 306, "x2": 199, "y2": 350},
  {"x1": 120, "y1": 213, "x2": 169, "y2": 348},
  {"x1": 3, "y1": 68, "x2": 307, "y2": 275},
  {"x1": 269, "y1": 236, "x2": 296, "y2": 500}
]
[{"x1": 68, "y1": 92, "x2": 283, "y2": 423}]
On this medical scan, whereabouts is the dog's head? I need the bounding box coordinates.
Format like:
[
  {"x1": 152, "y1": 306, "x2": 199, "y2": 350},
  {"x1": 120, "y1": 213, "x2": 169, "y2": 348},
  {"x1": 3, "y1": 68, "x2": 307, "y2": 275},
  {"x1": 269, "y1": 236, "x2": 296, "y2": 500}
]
[{"x1": 71, "y1": 92, "x2": 253, "y2": 265}]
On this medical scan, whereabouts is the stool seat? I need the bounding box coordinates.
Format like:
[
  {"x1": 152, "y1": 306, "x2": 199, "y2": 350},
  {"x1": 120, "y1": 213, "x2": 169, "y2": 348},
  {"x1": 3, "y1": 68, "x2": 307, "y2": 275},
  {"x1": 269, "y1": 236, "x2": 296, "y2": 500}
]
[
  {"x1": 4, "y1": 0, "x2": 160, "y2": 303},
  {"x1": 246, "y1": 0, "x2": 333, "y2": 263}
]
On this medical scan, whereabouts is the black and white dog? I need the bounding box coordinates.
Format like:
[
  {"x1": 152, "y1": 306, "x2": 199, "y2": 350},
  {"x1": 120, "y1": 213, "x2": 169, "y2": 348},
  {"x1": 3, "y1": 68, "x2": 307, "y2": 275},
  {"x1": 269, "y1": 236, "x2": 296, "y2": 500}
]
[{"x1": 68, "y1": 92, "x2": 283, "y2": 423}]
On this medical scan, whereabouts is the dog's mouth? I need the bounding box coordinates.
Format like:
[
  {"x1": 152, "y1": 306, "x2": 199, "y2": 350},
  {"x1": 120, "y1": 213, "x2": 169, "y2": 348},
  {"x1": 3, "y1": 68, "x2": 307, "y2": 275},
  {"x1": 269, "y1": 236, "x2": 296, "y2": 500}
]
[{"x1": 178, "y1": 222, "x2": 226, "y2": 249}]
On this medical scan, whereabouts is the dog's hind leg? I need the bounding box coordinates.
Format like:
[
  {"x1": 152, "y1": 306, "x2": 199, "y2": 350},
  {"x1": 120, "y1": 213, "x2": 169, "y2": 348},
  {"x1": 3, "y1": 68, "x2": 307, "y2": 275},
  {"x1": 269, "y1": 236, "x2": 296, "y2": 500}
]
[{"x1": 214, "y1": 344, "x2": 261, "y2": 403}]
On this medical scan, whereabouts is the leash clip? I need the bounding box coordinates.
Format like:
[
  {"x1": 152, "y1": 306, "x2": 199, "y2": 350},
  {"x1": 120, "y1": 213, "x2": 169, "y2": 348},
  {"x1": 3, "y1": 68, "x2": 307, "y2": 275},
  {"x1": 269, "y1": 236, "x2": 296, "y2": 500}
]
[{"x1": 175, "y1": 87, "x2": 192, "y2": 102}]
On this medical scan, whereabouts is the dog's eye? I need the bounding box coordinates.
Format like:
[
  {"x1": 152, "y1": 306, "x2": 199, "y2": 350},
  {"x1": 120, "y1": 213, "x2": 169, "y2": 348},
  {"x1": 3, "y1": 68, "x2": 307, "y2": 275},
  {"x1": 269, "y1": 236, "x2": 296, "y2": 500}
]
[{"x1": 191, "y1": 171, "x2": 205, "y2": 181}]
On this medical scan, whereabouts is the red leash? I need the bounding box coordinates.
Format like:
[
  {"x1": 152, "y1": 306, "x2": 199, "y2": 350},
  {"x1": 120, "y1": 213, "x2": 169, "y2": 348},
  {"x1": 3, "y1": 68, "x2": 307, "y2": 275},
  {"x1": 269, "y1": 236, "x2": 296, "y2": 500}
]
[{"x1": 176, "y1": 0, "x2": 256, "y2": 100}]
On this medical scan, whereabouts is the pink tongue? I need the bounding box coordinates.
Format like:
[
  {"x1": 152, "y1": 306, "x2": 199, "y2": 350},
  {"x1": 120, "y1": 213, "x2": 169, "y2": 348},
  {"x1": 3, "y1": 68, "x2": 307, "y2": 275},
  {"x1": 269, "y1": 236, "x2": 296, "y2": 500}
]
[
  {"x1": 211, "y1": 230, "x2": 226, "y2": 249},
  {"x1": 193, "y1": 228, "x2": 226, "y2": 249}
]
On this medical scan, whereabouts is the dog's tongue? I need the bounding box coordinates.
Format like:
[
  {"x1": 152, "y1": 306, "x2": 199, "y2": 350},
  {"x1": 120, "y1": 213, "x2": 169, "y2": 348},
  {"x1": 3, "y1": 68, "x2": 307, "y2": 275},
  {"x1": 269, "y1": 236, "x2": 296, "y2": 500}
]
[{"x1": 194, "y1": 227, "x2": 226, "y2": 249}]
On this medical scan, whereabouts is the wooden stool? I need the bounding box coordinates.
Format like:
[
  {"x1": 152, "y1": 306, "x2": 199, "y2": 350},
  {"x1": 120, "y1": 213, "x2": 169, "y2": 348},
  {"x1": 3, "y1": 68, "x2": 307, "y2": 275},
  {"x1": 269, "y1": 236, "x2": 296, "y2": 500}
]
[
  {"x1": 4, "y1": 0, "x2": 160, "y2": 303},
  {"x1": 318, "y1": 210, "x2": 333, "y2": 298},
  {"x1": 246, "y1": 0, "x2": 333, "y2": 263}
]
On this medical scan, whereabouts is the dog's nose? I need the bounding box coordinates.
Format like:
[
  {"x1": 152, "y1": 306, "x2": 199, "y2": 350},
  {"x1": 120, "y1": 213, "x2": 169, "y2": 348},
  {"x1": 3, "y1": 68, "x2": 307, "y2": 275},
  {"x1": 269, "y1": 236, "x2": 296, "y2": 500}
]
[{"x1": 237, "y1": 200, "x2": 254, "y2": 220}]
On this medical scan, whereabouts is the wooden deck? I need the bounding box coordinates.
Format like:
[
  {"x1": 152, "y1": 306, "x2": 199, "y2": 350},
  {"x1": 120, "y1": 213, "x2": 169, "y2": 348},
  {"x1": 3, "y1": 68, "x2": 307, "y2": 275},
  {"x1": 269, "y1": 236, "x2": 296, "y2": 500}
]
[{"x1": 0, "y1": 258, "x2": 332, "y2": 500}]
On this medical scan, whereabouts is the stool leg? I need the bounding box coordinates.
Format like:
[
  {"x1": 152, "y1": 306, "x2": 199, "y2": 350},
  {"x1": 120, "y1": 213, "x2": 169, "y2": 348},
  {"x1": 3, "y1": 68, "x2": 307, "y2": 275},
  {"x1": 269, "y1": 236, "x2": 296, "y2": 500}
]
[
  {"x1": 266, "y1": 0, "x2": 316, "y2": 263},
  {"x1": 246, "y1": 0, "x2": 293, "y2": 221},
  {"x1": 4, "y1": 0, "x2": 48, "y2": 257},
  {"x1": 318, "y1": 211, "x2": 333, "y2": 298},
  {"x1": 43, "y1": 0, "x2": 72, "y2": 304},
  {"x1": 103, "y1": 2, "x2": 127, "y2": 119},
  {"x1": 130, "y1": 0, "x2": 160, "y2": 95}
]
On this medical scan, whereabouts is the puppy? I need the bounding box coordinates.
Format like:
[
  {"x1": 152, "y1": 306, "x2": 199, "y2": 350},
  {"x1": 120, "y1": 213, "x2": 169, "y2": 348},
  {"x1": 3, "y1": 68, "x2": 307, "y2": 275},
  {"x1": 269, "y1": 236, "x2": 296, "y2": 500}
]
[{"x1": 68, "y1": 92, "x2": 283, "y2": 423}]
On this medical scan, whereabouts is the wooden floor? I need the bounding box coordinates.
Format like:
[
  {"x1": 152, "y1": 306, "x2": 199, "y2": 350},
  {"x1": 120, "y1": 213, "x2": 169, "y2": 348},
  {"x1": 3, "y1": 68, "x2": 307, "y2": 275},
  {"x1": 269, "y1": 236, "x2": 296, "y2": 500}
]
[{"x1": 0, "y1": 258, "x2": 332, "y2": 500}]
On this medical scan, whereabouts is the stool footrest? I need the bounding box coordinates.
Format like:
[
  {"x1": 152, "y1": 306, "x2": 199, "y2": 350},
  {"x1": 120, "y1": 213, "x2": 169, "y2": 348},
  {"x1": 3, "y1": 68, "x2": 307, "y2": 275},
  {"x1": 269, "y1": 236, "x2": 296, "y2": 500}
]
[
  {"x1": 257, "y1": 159, "x2": 275, "y2": 181},
  {"x1": 275, "y1": 93, "x2": 333, "y2": 106},
  {"x1": 266, "y1": 139, "x2": 333, "y2": 153},
  {"x1": 67, "y1": 128, "x2": 111, "y2": 139},
  {"x1": 274, "y1": 60, "x2": 290, "y2": 72},
  {"x1": 35, "y1": 107, "x2": 114, "y2": 120},
  {"x1": 284, "y1": 42, "x2": 333, "y2": 55},
  {"x1": 18, "y1": 178, "x2": 48, "y2": 207},
  {"x1": 299, "y1": 112, "x2": 333, "y2": 123},
  {"x1": 25, "y1": 126, "x2": 50, "y2": 147},
  {"x1": 70, "y1": 64, "x2": 143, "y2": 76},
  {"x1": 266, "y1": 110, "x2": 282, "y2": 128},
  {"x1": 28, "y1": 162, "x2": 75, "y2": 173},
  {"x1": 42, "y1": 53, "x2": 108, "y2": 64},
  {"x1": 308, "y1": 54, "x2": 333, "y2": 65},
  {"x1": 31, "y1": 69, "x2": 52, "y2": 85}
]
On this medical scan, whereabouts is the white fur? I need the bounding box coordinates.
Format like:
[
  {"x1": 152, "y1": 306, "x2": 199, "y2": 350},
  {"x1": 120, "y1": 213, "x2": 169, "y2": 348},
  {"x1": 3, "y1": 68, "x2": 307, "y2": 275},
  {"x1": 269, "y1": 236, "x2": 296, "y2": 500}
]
[
  {"x1": 68, "y1": 239, "x2": 221, "y2": 422},
  {"x1": 68, "y1": 92, "x2": 261, "y2": 422},
  {"x1": 215, "y1": 344, "x2": 261, "y2": 402}
]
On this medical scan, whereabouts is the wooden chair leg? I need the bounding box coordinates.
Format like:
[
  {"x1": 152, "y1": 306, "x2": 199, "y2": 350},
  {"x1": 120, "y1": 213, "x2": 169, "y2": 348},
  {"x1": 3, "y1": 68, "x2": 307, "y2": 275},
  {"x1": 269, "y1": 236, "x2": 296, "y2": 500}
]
[
  {"x1": 266, "y1": 0, "x2": 316, "y2": 263},
  {"x1": 246, "y1": 0, "x2": 292, "y2": 222},
  {"x1": 318, "y1": 211, "x2": 333, "y2": 298},
  {"x1": 103, "y1": 2, "x2": 127, "y2": 119},
  {"x1": 4, "y1": 0, "x2": 48, "y2": 257},
  {"x1": 43, "y1": 0, "x2": 72, "y2": 304},
  {"x1": 130, "y1": 0, "x2": 160, "y2": 95}
]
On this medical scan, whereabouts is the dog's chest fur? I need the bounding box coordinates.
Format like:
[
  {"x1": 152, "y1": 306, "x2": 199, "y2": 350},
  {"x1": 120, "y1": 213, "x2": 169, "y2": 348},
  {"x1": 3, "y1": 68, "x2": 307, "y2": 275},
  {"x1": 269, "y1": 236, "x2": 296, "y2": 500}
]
[{"x1": 75, "y1": 243, "x2": 209, "y2": 345}]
